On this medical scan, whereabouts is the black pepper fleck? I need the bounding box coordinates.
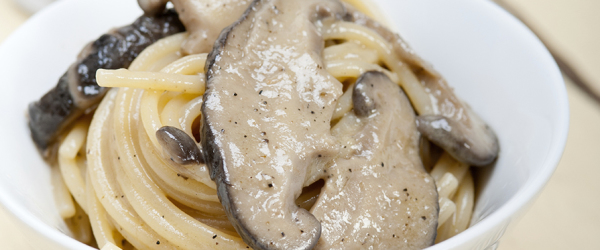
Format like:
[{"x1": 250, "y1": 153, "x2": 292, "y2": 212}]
[
  {"x1": 234, "y1": 93, "x2": 237, "y2": 96},
  {"x1": 281, "y1": 232, "x2": 285, "y2": 237},
  {"x1": 268, "y1": 183, "x2": 273, "y2": 188},
  {"x1": 263, "y1": 101, "x2": 267, "y2": 104},
  {"x1": 156, "y1": 241, "x2": 160, "y2": 245},
  {"x1": 403, "y1": 188, "x2": 408, "y2": 192},
  {"x1": 213, "y1": 235, "x2": 217, "y2": 239},
  {"x1": 311, "y1": 111, "x2": 315, "y2": 114},
  {"x1": 381, "y1": 162, "x2": 384, "y2": 167},
  {"x1": 421, "y1": 216, "x2": 426, "y2": 220},
  {"x1": 259, "y1": 90, "x2": 263, "y2": 95}
]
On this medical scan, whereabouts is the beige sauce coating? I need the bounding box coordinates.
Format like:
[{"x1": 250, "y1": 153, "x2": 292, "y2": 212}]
[
  {"x1": 311, "y1": 71, "x2": 438, "y2": 249},
  {"x1": 172, "y1": 0, "x2": 252, "y2": 54},
  {"x1": 138, "y1": 0, "x2": 253, "y2": 54}
]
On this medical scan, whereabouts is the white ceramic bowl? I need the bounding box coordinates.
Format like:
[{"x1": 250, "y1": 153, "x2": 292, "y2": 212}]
[{"x1": 0, "y1": 0, "x2": 568, "y2": 249}]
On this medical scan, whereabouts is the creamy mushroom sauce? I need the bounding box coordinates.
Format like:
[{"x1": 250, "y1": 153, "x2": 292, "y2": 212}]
[{"x1": 139, "y1": 0, "x2": 253, "y2": 54}]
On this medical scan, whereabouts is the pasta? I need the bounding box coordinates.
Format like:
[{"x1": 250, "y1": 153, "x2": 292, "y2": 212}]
[{"x1": 40, "y1": 0, "x2": 486, "y2": 249}]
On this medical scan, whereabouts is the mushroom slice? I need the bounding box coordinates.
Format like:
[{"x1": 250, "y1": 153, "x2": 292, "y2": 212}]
[
  {"x1": 156, "y1": 126, "x2": 204, "y2": 165},
  {"x1": 311, "y1": 71, "x2": 438, "y2": 249},
  {"x1": 28, "y1": 9, "x2": 185, "y2": 156},
  {"x1": 201, "y1": 0, "x2": 347, "y2": 249},
  {"x1": 137, "y1": 0, "x2": 169, "y2": 15},
  {"x1": 345, "y1": 6, "x2": 499, "y2": 166},
  {"x1": 416, "y1": 112, "x2": 498, "y2": 166}
]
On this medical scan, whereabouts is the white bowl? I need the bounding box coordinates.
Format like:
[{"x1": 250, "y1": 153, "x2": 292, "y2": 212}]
[{"x1": 0, "y1": 0, "x2": 568, "y2": 249}]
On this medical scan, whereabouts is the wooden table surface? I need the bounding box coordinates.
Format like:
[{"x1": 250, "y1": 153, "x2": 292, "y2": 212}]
[{"x1": 1, "y1": 0, "x2": 598, "y2": 249}]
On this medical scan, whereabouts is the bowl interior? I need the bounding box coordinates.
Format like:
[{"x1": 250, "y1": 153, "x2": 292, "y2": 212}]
[{"x1": 0, "y1": 0, "x2": 568, "y2": 249}]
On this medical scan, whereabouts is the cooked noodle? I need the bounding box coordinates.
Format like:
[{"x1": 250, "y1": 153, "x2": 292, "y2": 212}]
[{"x1": 51, "y1": 4, "x2": 476, "y2": 250}]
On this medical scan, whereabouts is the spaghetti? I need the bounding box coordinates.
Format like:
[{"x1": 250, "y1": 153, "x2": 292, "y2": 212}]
[{"x1": 49, "y1": 1, "x2": 477, "y2": 249}]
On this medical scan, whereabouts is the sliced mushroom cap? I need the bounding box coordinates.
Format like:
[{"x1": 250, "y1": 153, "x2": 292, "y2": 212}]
[
  {"x1": 201, "y1": 0, "x2": 346, "y2": 249},
  {"x1": 416, "y1": 113, "x2": 498, "y2": 166},
  {"x1": 346, "y1": 6, "x2": 499, "y2": 166},
  {"x1": 137, "y1": 0, "x2": 168, "y2": 15},
  {"x1": 311, "y1": 71, "x2": 438, "y2": 249},
  {"x1": 156, "y1": 126, "x2": 204, "y2": 165},
  {"x1": 28, "y1": 9, "x2": 185, "y2": 156}
]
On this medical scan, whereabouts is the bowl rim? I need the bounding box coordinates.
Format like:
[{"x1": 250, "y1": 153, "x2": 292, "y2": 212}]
[
  {"x1": 425, "y1": 0, "x2": 569, "y2": 248},
  {"x1": 0, "y1": 0, "x2": 569, "y2": 249}
]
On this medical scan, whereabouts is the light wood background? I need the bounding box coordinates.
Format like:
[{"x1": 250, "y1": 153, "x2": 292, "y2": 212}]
[{"x1": 0, "y1": 0, "x2": 598, "y2": 249}]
